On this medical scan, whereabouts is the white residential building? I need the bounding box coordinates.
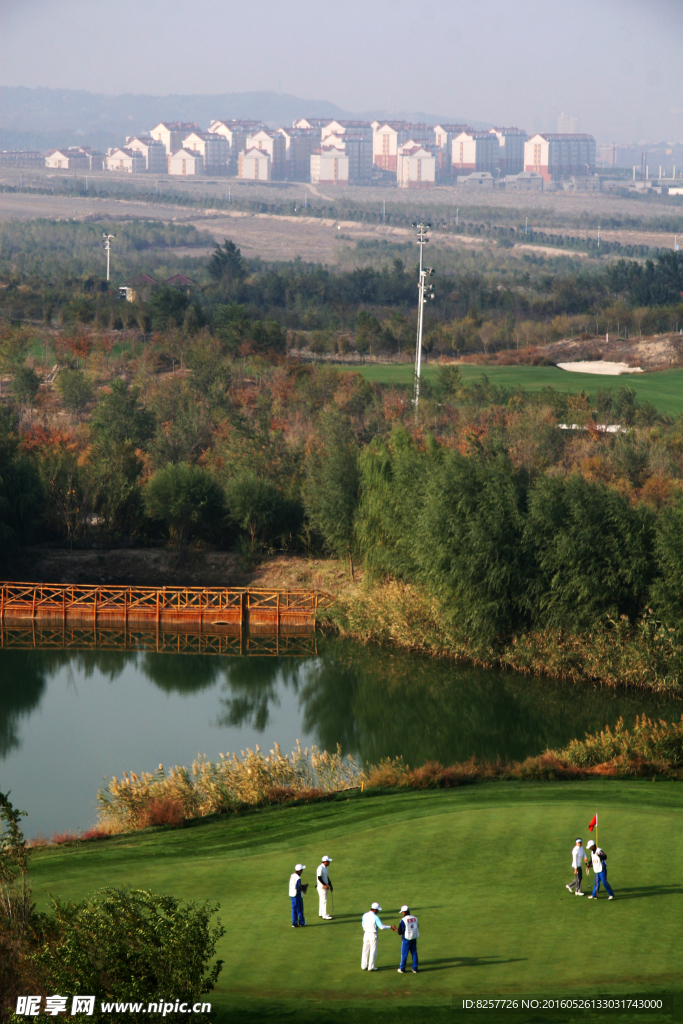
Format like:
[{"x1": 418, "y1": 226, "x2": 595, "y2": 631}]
[
  {"x1": 433, "y1": 124, "x2": 471, "y2": 179},
  {"x1": 149, "y1": 122, "x2": 200, "y2": 156},
  {"x1": 208, "y1": 120, "x2": 265, "y2": 173},
  {"x1": 182, "y1": 131, "x2": 230, "y2": 175},
  {"x1": 126, "y1": 137, "x2": 167, "y2": 173},
  {"x1": 168, "y1": 148, "x2": 204, "y2": 176},
  {"x1": 105, "y1": 147, "x2": 146, "y2": 173},
  {"x1": 373, "y1": 122, "x2": 433, "y2": 171},
  {"x1": 45, "y1": 148, "x2": 89, "y2": 170},
  {"x1": 505, "y1": 171, "x2": 543, "y2": 191},
  {"x1": 452, "y1": 131, "x2": 499, "y2": 174},
  {"x1": 397, "y1": 142, "x2": 436, "y2": 188},
  {"x1": 456, "y1": 171, "x2": 494, "y2": 189},
  {"x1": 277, "y1": 126, "x2": 318, "y2": 180},
  {"x1": 245, "y1": 129, "x2": 286, "y2": 179},
  {"x1": 321, "y1": 120, "x2": 373, "y2": 142},
  {"x1": 524, "y1": 133, "x2": 596, "y2": 182},
  {"x1": 311, "y1": 148, "x2": 349, "y2": 185},
  {"x1": 238, "y1": 147, "x2": 271, "y2": 180}
]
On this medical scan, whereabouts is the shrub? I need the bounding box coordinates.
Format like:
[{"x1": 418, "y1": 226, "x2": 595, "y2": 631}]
[{"x1": 34, "y1": 889, "x2": 224, "y2": 1021}]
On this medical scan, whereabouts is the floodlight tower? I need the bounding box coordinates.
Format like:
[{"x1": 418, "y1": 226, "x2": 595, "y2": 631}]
[
  {"x1": 412, "y1": 222, "x2": 435, "y2": 420},
  {"x1": 103, "y1": 233, "x2": 115, "y2": 282}
]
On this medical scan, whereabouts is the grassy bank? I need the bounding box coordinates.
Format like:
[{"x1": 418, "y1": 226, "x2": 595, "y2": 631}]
[
  {"x1": 340, "y1": 363, "x2": 683, "y2": 417},
  {"x1": 322, "y1": 579, "x2": 683, "y2": 694},
  {"x1": 28, "y1": 783, "x2": 682, "y2": 1024}
]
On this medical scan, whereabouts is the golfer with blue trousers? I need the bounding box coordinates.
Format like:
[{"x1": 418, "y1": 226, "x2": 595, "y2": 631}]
[
  {"x1": 289, "y1": 864, "x2": 308, "y2": 926},
  {"x1": 396, "y1": 905, "x2": 419, "y2": 973}
]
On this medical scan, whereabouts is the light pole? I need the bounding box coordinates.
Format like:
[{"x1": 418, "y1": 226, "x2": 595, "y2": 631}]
[
  {"x1": 103, "y1": 233, "x2": 115, "y2": 282},
  {"x1": 412, "y1": 222, "x2": 435, "y2": 420}
]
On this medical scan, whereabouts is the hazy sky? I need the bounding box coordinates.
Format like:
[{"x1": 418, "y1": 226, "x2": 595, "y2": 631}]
[{"x1": 3, "y1": 0, "x2": 683, "y2": 142}]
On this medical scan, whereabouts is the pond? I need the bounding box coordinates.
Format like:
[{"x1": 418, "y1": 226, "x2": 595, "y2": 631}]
[{"x1": 0, "y1": 628, "x2": 680, "y2": 837}]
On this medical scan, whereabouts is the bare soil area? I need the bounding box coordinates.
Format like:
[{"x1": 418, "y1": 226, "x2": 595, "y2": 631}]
[
  {"x1": 7, "y1": 547, "x2": 351, "y2": 595},
  {"x1": 465, "y1": 332, "x2": 683, "y2": 371}
]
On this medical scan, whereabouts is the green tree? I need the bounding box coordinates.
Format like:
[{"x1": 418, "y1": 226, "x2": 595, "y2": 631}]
[
  {"x1": 208, "y1": 238, "x2": 246, "y2": 283},
  {"x1": 90, "y1": 378, "x2": 155, "y2": 449},
  {"x1": 651, "y1": 496, "x2": 683, "y2": 629},
  {"x1": 143, "y1": 463, "x2": 225, "y2": 550},
  {"x1": 304, "y1": 409, "x2": 360, "y2": 576},
  {"x1": 34, "y1": 889, "x2": 224, "y2": 1019},
  {"x1": 525, "y1": 474, "x2": 654, "y2": 631},
  {"x1": 224, "y1": 470, "x2": 282, "y2": 558},
  {"x1": 0, "y1": 407, "x2": 44, "y2": 565},
  {"x1": 12, "y1": 366, "x2": 41, "y2": 408},
  {"x1": 56, "y1": 369, "x2": 93, "y2": 418},
  {"x1": 149, "y1": 286, "x2": 190, "y2": 331},
  {"x1": 149, "y1": 377, "x2": 212, "y2": 467}
]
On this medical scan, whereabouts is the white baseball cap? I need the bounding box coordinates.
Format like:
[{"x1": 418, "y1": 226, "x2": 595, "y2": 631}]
[
  {"x1": 575, "y1": 838, "x2": 582, "y2": 844},
  {"x1": 322, "y1": 856, "x2": 332, "y2": 862},
  {"x1": 400, "y1": 905, "x2": 409, "y2": 912},
  {"x1": 295, "y1": 863, "x2": 306, "y2": 871},
  {"x1": 371, "y1": 902, "x2": 382, "y2": 911},
  {"x1": 586, "y1": 841, "x2": 595, "y2": 848}
]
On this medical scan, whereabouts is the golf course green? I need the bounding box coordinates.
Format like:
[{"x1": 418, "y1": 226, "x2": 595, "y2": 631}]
[
  {"x1": 28, "y1": 782, "x2": 682, "y2": 1024},
  {"x1": 341, "y1": 363, "x2": 683, "y2": 418}
]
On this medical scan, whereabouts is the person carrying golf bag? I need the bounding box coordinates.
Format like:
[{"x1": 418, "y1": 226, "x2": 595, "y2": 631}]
[
  {"x1": 289, "y1": 864, "x2": 308, "y2": 927},
  {"x1": 396, "y1": 906, "x2": 419, "y2": 973},
  {"x1": 586, "y1": 841, "x2": 615, "y2": 900}
]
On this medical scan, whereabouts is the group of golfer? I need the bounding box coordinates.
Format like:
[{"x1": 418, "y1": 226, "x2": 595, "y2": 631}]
[
  {"x1": 288, "y1": 858, "x2": 420, "y2": 973},
  {"x1": 567, "y1": 838, "x2": 615, "y2": 898}
]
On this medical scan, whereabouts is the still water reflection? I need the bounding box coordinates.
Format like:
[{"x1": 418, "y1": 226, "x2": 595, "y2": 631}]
[{"x1": 0, "y1": 630, "x2": 679, "y2": 836}]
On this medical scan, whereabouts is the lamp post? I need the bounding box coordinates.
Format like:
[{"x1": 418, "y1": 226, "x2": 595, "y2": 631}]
[
  {"x1": 103, "y1": 233, "x2": 115, "y2": 282},
  {"x1": 412, "y1": 222, "x2": 435, "y2": 420}
]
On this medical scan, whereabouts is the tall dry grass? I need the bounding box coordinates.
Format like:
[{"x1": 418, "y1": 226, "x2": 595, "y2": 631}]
[
  {"x1": 96, "y1": 742, "x2": 361, "y2": 834},
  {"x1": 91, "y1": 715, "x2": 683, "y2": 838}
]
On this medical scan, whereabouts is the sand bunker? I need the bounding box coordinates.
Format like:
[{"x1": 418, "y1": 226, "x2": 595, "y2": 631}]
[{"x1": 556, "y1": 361, "x2": 643, "y2": 375}]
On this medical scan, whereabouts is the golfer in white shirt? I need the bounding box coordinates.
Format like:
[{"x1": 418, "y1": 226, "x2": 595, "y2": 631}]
[
  {"x1": 316, "y1": 856, "x2": 333, "y2": 920},
  {"x1": 361, "y1": 902, "x2": 396, "y2": 970},
  {"x1": 566, "y1": 838, "x2": 588, "y2": 895}
]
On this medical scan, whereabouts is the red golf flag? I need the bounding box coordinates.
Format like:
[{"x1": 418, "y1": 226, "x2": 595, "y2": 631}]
[{"x1": 588, "y1": 813, "x2": 597, "y2": 832}]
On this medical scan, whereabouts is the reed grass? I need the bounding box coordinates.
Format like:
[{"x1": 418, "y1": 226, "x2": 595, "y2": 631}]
[
  {"x1": 96, "y1": 742, "x2": 361, "y2": 834},
  {"x1": 90, "y1": 715, "x2": 683, "y2": 838},
  {"x1": 321, "y1": 582, "x2": 683, "y2": 692}
]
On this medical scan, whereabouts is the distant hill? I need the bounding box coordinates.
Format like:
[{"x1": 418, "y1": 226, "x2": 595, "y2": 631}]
[{"x1": 0, "y1": 86, "x2": 486, "y2": 152}]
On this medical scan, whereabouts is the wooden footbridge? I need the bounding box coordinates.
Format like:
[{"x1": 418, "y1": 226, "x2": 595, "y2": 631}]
[{"x1": 0, "y1": 582, "x2": 332, "y2": 632}]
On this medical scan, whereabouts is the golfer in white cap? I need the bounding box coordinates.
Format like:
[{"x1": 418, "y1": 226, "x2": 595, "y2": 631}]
[
  {"x1": 289, "y1": 864, "x2": 308, "y2": 928},
  {"x1": 566, "y1": 838, "x2": 588, "y2": 895},
  {"x1": 361, "y1": 902, "x2": 396, "y2": 971},
  {"x1": 396, "y1": 905, "x2": 420, "y2": 973},
  {"x1": 586, "y1": 841, "x2": 615, "y2": 899},
  {"x1": 316, "y1": 856, "x2": 333, "y2": 920}
]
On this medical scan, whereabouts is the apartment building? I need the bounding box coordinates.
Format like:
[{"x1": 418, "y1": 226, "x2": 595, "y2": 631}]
[
  {"x1": 105, "y1": 147, "x2": 146, "y2": 173},
  {"x1": 126, "y1": 137, "x2": 167, "y2": 173},
  {"x1": 168, "y1": 148, "x2": 204, "y2": 176},
  {"x1": 524, "y1": 133, "x2": 596, "y2": 182},
  {"x1": 245, "y1": 129, "x2": 287, "y2": 179},
  {"x1": 238, "y1": 147, "x2": 271, "y2": 180},
  {"x1": 1, "y1": 151, "x2": 44, "y2": 168},
  {"x1": 182, "y1": 131, "x2": 230, "y2": 175},
  {"x1": 505, "y1": 170, "x2": 543, "y2": 191},
  {"x1": 397, "y1": 142, "x2": 436, "y2": 188},
  {"x1": 310, "y1": 147, "x2": 349, "y2": 185},
  {"x1": 321, "y1": 120, "x2": 373, "y2": 142},
  {"x1": 433, "y1": 124, "x2": 471, "y2": 179},
  {"x1": 452, "y1": 131, "x2": 499, "y2": 174},
  {"x1": 208, "y1": 120, "x2": 265, "y2": 173},
  {"x1": 149, "y1": 122, "x2": 200, "y2": 156},
  {"x1": 373, "y1": 122, "x2": 433, "y2": 171},
  {"x1": 277, "y1": 126, "x2": 319, "y2": 180},
  {"x1": 45, "y1": 147, "x2": 90, "y2": 170},
  {"x1": 489, "y1": 127, "x2": 526, "y2": 175}
]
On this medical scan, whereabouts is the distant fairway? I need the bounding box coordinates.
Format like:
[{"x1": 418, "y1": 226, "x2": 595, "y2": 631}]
[
  {"x1": 342, "y1": 362, "x2": 683, "y2": 417},
  {"x1": 29, "y1": 782, "x2": 682, "y2": 1024}
]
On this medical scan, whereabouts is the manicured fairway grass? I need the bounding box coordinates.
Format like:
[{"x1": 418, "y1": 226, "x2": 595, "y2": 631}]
[
  {"x1": 342, "y1": 362, "x2": 683, "y2": 417},
  {"x1": 28, "y1": 782, "x2": 682, "y2": 1023}
]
